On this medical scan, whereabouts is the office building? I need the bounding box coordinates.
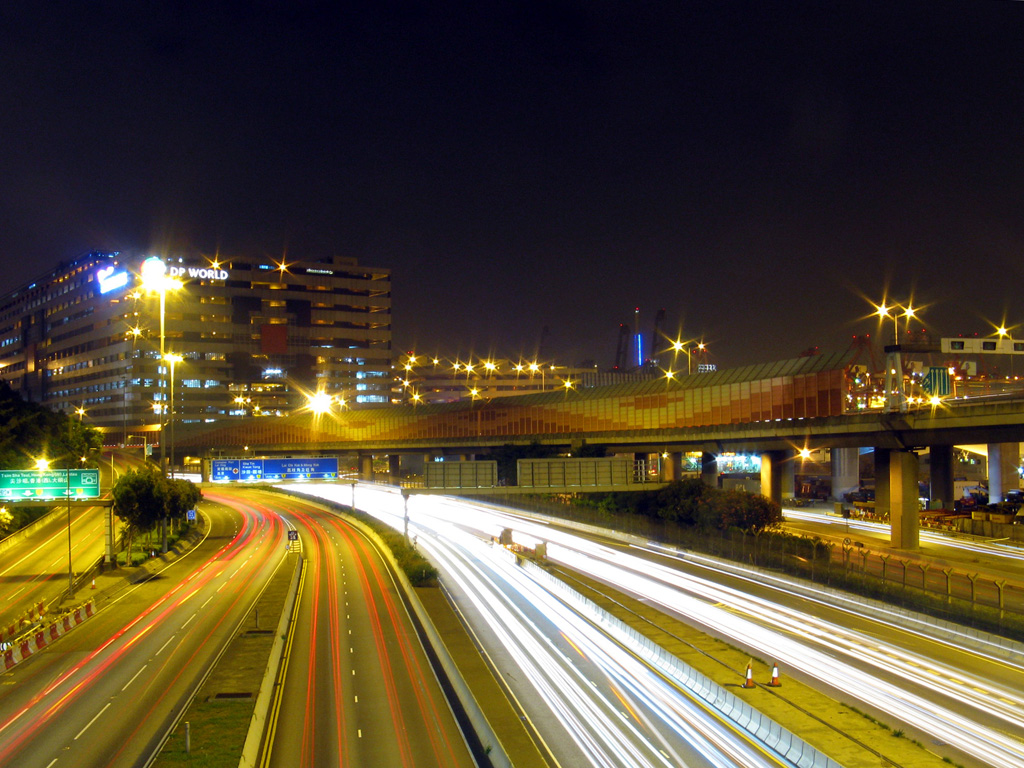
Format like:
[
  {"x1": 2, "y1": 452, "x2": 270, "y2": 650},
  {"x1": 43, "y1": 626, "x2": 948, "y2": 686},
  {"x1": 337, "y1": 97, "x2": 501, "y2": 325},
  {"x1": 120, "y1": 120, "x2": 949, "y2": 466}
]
[{"x1": 0, "y1": 251, "x2": 392, "y2": 439}]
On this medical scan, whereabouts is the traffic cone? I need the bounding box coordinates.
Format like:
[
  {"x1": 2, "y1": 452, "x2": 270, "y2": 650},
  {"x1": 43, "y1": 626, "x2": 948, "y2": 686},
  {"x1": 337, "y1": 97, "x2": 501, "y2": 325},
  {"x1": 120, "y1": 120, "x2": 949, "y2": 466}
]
[
  {"x1": 768, "y1": 662, "x2": 781, "y2": 687},
  {"x1": 91, "y1": 578, "x2": 96, "y2": 590},
  {"x1": 742, "y1": 662, "x2": 756, "y2": 688}
]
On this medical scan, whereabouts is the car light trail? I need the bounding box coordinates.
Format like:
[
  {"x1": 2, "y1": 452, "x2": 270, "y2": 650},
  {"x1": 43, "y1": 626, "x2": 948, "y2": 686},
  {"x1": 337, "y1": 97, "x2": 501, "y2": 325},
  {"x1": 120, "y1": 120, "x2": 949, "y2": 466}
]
[
  {"x1": 291, "y1": 484, "x2": 828, "y2": 768},
  {"x1": 293, "y1": 483, "x2": 1024, "y2": 768}
]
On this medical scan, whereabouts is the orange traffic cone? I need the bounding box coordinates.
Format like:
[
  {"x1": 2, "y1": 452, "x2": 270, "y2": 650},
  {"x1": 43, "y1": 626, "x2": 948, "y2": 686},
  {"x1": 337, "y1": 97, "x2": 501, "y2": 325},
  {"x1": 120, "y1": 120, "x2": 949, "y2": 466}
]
[
  {"x1": 91, "y1": 578, "x2": 96, "y2": 590},
  {"x1": 768, "y1": 662, "x2": 781, "y2": 687},
  {"x1": 742, "y1": 662, "x2": 756, "y2": 689}
]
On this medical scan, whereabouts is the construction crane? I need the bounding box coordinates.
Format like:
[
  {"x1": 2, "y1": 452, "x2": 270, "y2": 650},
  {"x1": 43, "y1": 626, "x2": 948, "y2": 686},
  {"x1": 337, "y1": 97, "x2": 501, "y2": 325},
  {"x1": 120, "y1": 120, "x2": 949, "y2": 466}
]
[{"x1": 613, "y1": 323, "x2": 630, "y2": 370}]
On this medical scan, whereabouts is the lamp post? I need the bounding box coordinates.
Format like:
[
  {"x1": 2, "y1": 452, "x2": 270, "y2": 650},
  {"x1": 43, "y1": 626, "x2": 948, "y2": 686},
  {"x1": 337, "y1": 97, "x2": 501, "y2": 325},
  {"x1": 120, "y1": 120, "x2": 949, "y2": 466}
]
[
  {"x1": 671, "y1": 339, "x2": 706, "y2": 375},
  {"x1": 165, "y1": 353, "x2": 183, "y2": 479},
  {"x1": 140, "y1": 257, "x2": 181, "y2": 476},
  {"x1": 875, "y1": 301, "x2": 916, "y2": 413},
  {"x1": 36, "y1": 458, "x2": 73, "y2": 600}
]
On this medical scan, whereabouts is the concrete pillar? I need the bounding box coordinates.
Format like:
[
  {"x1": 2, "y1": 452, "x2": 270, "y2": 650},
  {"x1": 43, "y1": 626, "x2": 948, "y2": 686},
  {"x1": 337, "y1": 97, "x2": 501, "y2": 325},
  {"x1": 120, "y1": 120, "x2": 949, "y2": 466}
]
[
  {"x1": 760, "y1": 450, "x2": 797, "y2": 504},
  {"x1": 359, "y1": 454, "x2": 374, "y2": 481},
  {"x1": 781, "y1": 453, "x2": 796, "y2": 499},
  {"x1": 874, "y1": 448, "x2": 890, "y2": 520},
  {"x1": 890, "y1": 449, "x2": 920, "y2": 550},
  {"x1": 830, "y1": 447, "x2": 859, "y2": 501},
  {"x1": 928, "y1": 445, "x2": 954, "y2": 509},
  {"x1": 388, "y1": 454, "x2": 401, "y2": 484},
  {"x1": 662, "y1": 452, "x2": 683, "y2": 482},
  {"x1": 701, "y1": 452, "x2": 717, "y2": 488},
  {"x1": 988, "y1": 442, "x2": 1020, "y2": 502}
]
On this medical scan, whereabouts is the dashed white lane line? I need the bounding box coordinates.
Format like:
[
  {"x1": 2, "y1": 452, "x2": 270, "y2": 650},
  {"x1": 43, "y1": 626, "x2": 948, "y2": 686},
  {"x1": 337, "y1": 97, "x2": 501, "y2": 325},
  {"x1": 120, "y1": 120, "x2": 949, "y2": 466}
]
[
  {"x1": 122, "y1": 664, "x2": 148, "y2": 692},
  {"x1": 75, "y1": 702, "x2": 111, "y2": 739},
  {"x1": 182, "y1": 613, "x2": 196, "y2": 629},
  {"x1": 156, "y1": 636, "x2": 175, "y2": 657},
  {"x1": 45, "y1": 759, "x2": 58, "y2": 768}
]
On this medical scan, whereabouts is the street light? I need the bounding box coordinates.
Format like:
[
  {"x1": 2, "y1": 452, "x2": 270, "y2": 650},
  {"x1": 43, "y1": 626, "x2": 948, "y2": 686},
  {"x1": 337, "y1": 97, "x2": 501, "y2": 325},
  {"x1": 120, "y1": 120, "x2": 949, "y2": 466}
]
[
  {"x1": 140, "y1": 257, "x2": 182, "y2": 475},
  {"x1": 670, "y1": 339, "x2": 707, "y2": 375},
  {"x1": 164, "y1": 353, "x2": 183, "y2": 479},
  {"x1": 35, "y1": 458, "x2": 73, "y2": 599},
  {"x1": 874, "y1": 300, "x2": 917, "y2": 412}
]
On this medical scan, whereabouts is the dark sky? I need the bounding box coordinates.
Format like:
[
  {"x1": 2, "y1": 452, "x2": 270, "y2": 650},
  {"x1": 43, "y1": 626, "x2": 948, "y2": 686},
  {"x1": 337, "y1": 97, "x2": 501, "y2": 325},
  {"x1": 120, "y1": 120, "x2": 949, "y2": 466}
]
[{"x1": 2, "y1": 1, "x2": 1023, "y2": 370}]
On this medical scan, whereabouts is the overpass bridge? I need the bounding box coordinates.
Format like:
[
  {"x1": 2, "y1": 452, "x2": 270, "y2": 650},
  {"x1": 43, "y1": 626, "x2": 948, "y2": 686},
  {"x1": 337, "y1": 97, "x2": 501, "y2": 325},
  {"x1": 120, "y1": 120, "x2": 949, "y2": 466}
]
[{"x1": 174, "y1": 351, "x2": 1024, "y2": 550}]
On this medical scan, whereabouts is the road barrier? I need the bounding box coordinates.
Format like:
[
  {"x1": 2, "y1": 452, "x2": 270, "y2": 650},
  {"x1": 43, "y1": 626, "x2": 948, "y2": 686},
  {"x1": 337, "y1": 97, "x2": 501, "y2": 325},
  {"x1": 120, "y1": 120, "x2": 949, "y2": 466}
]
[
  {"x1": 1, "y1": 601, "x2": 96, "y2": 673},
  {"x1": 238, "y1": 556, "x2": 302, "y2": 768}
]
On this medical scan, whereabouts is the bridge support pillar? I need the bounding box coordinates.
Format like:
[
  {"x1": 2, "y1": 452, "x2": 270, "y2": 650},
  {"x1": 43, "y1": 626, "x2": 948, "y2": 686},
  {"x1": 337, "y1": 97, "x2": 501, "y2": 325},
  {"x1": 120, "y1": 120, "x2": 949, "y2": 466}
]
[
  {"x1": 700, "y1": 452, "x2": 717, "y2": 488},
  {"x1": 662, "y1": 452, "x2": 683, "y2": 482},
  {"x1": 889, "y1": 449, "x2": 920, "y2": 550},
  {"x1": 388, "y1": 454, "x2": 401, "y2": 485},
  {"x1": 874, "y1": 448, "x2": 890, "y2": 520},
  {"x1": 359, "y1": 454, "x2": 374, "y2": 481},
  {"x1": 830, "y1": 447, "x2": 859, "y2": 501},
  {"x1": 759, "y1": 450, "x2": 794, "y2": 505},
  {"x1": 928, "y1": 445, "x2": 954, "y2": 509},
  {"x1": 988, "y1": 442, "x2": 1020, "y2": 502}
]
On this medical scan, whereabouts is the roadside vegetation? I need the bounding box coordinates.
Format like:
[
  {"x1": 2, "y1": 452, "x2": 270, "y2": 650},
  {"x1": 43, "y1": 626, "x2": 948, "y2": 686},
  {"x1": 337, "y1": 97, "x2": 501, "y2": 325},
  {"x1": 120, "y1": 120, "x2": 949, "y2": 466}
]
[
  {"x1": 111, "y1": 468, "x2": 202, "y2": 564},
  {"x1": 0, "y1": 380, "x2": 104, "y2": 538}
]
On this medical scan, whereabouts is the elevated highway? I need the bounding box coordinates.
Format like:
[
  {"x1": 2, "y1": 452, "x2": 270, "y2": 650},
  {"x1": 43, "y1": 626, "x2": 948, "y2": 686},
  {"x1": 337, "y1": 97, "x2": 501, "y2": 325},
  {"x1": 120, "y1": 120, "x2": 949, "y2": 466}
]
[{"x1": 173, "y1": 352, "x2": 1024, "y2": 550}]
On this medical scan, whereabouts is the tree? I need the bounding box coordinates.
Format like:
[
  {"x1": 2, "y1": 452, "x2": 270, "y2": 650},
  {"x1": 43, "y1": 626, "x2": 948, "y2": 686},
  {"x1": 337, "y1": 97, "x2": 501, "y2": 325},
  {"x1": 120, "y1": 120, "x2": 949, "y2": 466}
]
[
  {"x1": 112, "y1": 468, "x2": 167, "y2": 563},
  {"x1": 0, "y1": 381, "x2": 102, "y2": 470},
  {"x1": 165, "y1": 478, "x2": 203, "y2": 526},
  {"x1": 697, "y1": 488, "x2": 781, "y2": 533},
  {"x1": 656, "y1": 478, "x2": 708, "y2": 523}
]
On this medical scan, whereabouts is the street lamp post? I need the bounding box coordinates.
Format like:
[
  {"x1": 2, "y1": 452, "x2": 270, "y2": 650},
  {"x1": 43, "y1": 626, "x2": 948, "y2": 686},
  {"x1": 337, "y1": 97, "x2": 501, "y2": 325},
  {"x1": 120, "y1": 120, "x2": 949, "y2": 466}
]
[
  {"x1": 140, "y1": 257, "x2": 181, "y2": 477},
  {"x1": 876, "y1": 302, "x2": 916, "y2": 413},
  {"x1": 36, "y1": 458, "x2": 74, "y2": 600},
  {"x1": 671, "y1": 339, "x2": 706, "y2": 374},
  {"x1": 165, "y1": 353, "x2": 183, "y2": 479}
]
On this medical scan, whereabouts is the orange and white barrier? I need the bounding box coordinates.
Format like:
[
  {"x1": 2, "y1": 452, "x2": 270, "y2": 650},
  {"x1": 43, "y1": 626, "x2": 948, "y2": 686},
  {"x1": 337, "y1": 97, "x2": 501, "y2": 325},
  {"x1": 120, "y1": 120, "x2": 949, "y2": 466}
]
[{"x1": 1, "y1": 601, "x2": 98, "y2": 672}]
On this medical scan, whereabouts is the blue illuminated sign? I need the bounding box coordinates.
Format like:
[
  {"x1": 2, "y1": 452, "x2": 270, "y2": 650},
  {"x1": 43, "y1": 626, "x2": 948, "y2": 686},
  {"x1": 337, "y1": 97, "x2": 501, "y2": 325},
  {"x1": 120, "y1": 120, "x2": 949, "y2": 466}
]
[
  {"x1": 211, "y1": 457, "x2": 338, "y2": 482},
  {"x1": 97, "y1": 265, "x2": 130, "y2": 294}
]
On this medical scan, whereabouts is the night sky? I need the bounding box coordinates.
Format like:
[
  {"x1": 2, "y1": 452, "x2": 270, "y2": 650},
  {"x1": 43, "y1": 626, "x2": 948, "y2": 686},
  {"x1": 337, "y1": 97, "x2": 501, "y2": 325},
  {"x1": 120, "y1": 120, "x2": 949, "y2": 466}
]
[{"x1": 2, "y1": 2, "x2": 1023, "y2": 370}]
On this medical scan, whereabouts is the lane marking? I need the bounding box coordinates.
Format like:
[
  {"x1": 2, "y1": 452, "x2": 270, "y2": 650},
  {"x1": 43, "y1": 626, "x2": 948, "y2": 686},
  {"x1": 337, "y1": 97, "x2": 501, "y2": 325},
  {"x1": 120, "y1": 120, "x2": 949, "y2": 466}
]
[
  {"x1": 182, "y1": 613, "x2": 196, "y2": 629},
  {"x1": 122, "y1": 664, "x2": 148, "y2": 691},
  {"x1": 75, "y1": 702, "x2": 111, "y2": 739},
  {"x1": 156, "y1": 636, "x2": 175, "y2": 657}
]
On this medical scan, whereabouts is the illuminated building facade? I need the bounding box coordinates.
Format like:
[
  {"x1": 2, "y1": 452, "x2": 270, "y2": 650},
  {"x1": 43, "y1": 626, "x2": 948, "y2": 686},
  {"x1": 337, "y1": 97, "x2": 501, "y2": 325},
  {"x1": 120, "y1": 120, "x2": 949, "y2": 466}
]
[{"x1": 0, "y1": 251, "x2": 391, "y2": 438}]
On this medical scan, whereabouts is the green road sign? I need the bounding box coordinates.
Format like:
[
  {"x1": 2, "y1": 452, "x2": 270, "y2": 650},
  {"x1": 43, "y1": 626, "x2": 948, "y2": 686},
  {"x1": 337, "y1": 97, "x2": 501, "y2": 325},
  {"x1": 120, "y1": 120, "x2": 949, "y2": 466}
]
[{"x1": 0, "y1": 469, "x2": 101, "y2": 500}]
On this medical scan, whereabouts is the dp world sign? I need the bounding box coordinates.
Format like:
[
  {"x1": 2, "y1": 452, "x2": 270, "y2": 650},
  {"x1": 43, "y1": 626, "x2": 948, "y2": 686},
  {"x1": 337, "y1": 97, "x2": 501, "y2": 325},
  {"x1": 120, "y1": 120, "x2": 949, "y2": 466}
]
[{"x1": 0, "y1": 469, "x2": 101, "y2": 500}]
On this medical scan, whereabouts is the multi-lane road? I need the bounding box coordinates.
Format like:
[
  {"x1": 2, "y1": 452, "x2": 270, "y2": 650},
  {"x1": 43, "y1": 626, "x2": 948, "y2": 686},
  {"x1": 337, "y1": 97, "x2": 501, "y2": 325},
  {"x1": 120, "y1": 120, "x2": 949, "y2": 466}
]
[
  {"x1": 7, "y1": 471, "x2": 1024, "y2": 768},
  {"x1": 208, "y1": 488, "x2": 475, "y2": 768},
  {"x1": 0, "y1": 493, "x2": 287, "y2": 768},
  {"x1": 292, "y1": 483, "x2": 1024, "y2": 768}
]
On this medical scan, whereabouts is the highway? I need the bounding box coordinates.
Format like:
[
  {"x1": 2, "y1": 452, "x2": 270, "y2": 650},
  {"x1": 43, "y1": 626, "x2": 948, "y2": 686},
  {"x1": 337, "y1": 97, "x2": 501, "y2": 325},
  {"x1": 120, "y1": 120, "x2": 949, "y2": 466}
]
[
  {"x1": 293, "y1": 483, "x2": 814, "y2": 768},
  {"x1": 782, "y1": 506, "x2": 1024, "y2": 610},
  {"x1": 220, "y1": 488, "x2": 476, "y2": 768},
  {"x1": 292, "y1": 483, "x2": 1024, "y2": 768},
  {"x1": 0, "y1": 451, "x2": 145, "y2": 633},
  {"x1": 0, "y1": 493, "x2": 287, "y2": 768}
]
